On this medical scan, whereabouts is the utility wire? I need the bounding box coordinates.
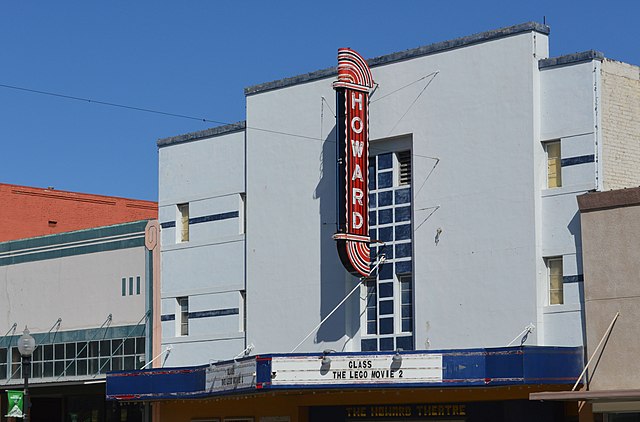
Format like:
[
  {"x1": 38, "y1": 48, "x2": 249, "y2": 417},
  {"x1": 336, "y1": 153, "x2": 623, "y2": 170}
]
[{"x1": 0, "y1": 83, "x2": 228, "y2": 125}]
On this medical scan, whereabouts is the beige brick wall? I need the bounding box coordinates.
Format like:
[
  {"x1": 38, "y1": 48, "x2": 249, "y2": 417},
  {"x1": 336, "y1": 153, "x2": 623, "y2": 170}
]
[{"x1": 601, "y1": 59, "x2": 640, "y2": 190}]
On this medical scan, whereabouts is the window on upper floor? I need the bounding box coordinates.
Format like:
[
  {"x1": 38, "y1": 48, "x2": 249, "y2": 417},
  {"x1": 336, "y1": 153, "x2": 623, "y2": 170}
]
[
  {"x1": 545, "y1": 141, "x2": 562, "y2": 188},
  {"x1": 546, "y1": 257, "x2": 563, "y2": 305},
  {"x1": 397, "y1": 150, "x2": 412, "y2": 186},
  {"x1": 177, "y1": 203, "x2": 189, "y2": 242},
  {"x1": 178, "y1": 297, "x2": 189, "y2": 336}
]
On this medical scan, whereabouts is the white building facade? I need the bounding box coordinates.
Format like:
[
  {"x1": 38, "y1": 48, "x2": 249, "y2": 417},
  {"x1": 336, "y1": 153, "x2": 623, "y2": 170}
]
[{"x1": 157, "y1": 22, "x2": 640, "y2": 367}]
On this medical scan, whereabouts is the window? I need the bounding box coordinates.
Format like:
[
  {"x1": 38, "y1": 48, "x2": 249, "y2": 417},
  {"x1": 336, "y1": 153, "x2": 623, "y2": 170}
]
[
  {"x1": 361, "y1": 148, "x2": 414, "y2": 352},
  {"x1": 178, "y1": 297, "x2": 189, "y2": 336},
  {"x1": 177, "y1": 203, "x2": 189, "y2": 242},
  {"x1": 397, "y1": 150, "x2": 411, "y2": 186},
  {"x1": 400, "y1": 275, "x2": 413, "y2": 332},
  {"x1": 547, "y1": 257, "x2": 563, "y2": 305},
  {"x1": 545, "y1": 141, "x2": 562, "y2": 188},
  {"x1": 0, "y1": 347, "x2": 6, "y2": 380},
  {"x1": 239, "y1": 194, "x2": 246, "y2": 235}
]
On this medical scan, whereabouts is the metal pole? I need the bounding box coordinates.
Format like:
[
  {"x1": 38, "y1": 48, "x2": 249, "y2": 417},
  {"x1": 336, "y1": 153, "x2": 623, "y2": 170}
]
[{"x1": 22, "y1": 355, "x2": 30, "y2": 422}]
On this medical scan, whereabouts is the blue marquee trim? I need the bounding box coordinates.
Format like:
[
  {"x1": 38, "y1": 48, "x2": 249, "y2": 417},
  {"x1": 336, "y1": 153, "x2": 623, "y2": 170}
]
[{"x1": 106, "y1": 346, "x2": 583, "y2": 401}]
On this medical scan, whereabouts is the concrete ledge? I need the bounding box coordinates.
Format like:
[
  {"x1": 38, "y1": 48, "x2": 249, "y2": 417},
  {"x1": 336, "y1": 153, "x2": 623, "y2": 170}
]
[
  {"x1": 539, "y1": 50, "x2": 604, "y2": 69},
  {"x1": 157, "y1": 121, "x2": 246, "y2": 148},
  {"x1": 577, "y1": 187, "x2": 640, "y2": 212}
]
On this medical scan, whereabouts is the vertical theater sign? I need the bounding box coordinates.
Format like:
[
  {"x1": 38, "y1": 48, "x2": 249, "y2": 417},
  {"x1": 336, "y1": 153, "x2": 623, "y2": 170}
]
[{"x1": 333, "y1": 49, "x2": 374, "y2": 277}]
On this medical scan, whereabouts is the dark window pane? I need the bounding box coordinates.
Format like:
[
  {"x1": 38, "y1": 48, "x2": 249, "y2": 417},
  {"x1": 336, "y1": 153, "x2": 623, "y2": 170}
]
[
  {"x1": 378, "y1": 191, "x2": 392, "y2": 206},
  {"x1": 379, "y1": 318, "x2": 394, "y2": 335},
  {"x1": 100, "y1": 358, "x2": 111, "y2": 373},
  {"x1": 55, "y1": 344, "x2": 64, "y2": 360},
  {"x1": 370, "y1": 246, "x2": 377, "y2": 261},
  {"x1": 379, "y1": 226, "x2": 393, "y2": 242},
  {"x1": 367, "y1": 308, "x2": 377, "y2": 320},
  {"x1": 89, "y1": 358, "x2": 98, "y2": 375},
  {"x1": 378, "y1": 209, "x2": 393, "y2": 225},
  {"x1": 379, "y1": 264, "x2": 393, "y2": 280},
  {"x1": 136, "y1": 338, "x2": 145, "y2": 354},
  {"x1": 89, "y1": 342, "x2": 98, "y2": 358},
  {"x1": 44, "y1": 362, "x2": 53, "y2": 377},
  {"x1": 368, "y1": 165, "x2": 376, "y2": 190},
  {"x1": 66, "y1": 360, "x2": 75, "y2": 377},
  {"x1": 112, "y1": 340, "x2": 123, "y2": 355},
  {"x1": 395, "y1": 206, "x2": 411, "y2": 222},
  {"x1": 367, "y1": 322, "x2": 377, "y2": 335},
  {"x1": 77, "y1": 360, "x2": 87, "y2": 376},
  {"x1": 100, "y1": 340, "x2": 111, "y2": 357},
  {"x1": 380, "y1": 244, "x2": 394, "y2": 260},
  {"x1": 379, "y1": 337, "x2": 394, "y2": 351},
  {"x1": 402, "y1": 305, "x2": 413, "y2": 318},
  {"x1": 395, "y1": 261, "x2": 412, "y2": 274},
  {"x1": 395, "y1": 224, "x2": 411, "y2": 241},
  {"x1": 32, "y1": 362, "x2": 42, "y2": 378},
  {"x1": 111, "y1": 357, "x2": 121, "y2": 371},
  {"x1": 379, "y1": 283, "x2": 394, "y2": 298},
  {"x1": 370, "y1": 229, "x2": 377, "y2": 243},
  {"x1": 395, "y1": 188, "x2": 411, "y2": 204},
  {"x1": 378, "y1": 172, "x2": 393, "y2": 189},
  {"x1": 124, "y1": 356, "x2": 135, "y2": 370},
  {"x1": 402, "y1": 291, "x2": 412, "y2": 303},
  {"x1": 378, "y1": 153, "x2": 392, "y2": 169},
  {"x1": 54, "y1": 361, "x2": 64, "y2": 377},
  {"x1": 361, "y1": 339, "x2": 377, "y2": 352},
  {"x1": 369, "y1": 193, "x2": 376, "y2": 208},
  {"x1": 379, "y1": 300, "x2": 394, "y2": 315},
  {"x1": 395, "y1": 243, "x2": 412, "y2": 258},
  {"x1": 32, "y1": 346, "x2": 42, "y2": 361},
  {"x1": 402, "y1": 319, "x2": 413, "y2": 332},
  {"x1": 44, "y1": 344, "x2": 53, "y2": 360},
  {"x1": 78, "y1": 343, "x2": 88, "y2": 358},
  {"x1": 66, "y1": 343, "x2": 76, "y2": 359},
  {"x1": 124, "y1": 338, "x2": 135, "y2": 355},
  {"x1": 396, "y1": 336, "x2": 414, "y2": 351},
  {"x1": 369, "y1": 211, "x2": 377, "y2": 226}
]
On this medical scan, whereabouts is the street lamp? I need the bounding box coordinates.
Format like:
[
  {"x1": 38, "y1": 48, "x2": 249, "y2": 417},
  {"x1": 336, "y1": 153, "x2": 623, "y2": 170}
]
[{"x1": 17, "y1": 326, "x2": 35, "y2": 422}]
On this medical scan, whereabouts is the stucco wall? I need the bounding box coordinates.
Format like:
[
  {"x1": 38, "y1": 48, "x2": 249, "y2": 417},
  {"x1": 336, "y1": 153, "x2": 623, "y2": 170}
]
[
  {"x1": 579, "y1": 189, "x2": 640, "y2": 390},
  {"x1": 158, "y1": 129, "x2": 246, "y2": 366}
]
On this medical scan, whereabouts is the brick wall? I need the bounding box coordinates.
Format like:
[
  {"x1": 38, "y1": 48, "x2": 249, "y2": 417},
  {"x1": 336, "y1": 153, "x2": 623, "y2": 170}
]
[
  {"x1": 0, "y1": 183, "x2": 157, "y2": 242},
  {"x1": 601, "y1": 59, "x2": 640, "y2": 190}
]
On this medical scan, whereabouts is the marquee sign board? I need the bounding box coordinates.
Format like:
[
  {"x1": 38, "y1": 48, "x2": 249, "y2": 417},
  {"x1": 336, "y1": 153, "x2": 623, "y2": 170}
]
[
  {"x1": 205, "y1": 358, "x2": 256, "y2": 394},
  {"x1": 333, "y1": 48, "x2": 375, "y2": 278},
  {"x1": 270, "y1": 354, "x2": 442, "y2": 386}
]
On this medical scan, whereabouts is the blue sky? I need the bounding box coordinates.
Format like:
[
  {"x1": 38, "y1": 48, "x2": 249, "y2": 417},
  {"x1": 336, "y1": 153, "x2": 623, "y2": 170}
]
[{"x1": 2, "y1": 1, "x2": 638, "y2": 201}]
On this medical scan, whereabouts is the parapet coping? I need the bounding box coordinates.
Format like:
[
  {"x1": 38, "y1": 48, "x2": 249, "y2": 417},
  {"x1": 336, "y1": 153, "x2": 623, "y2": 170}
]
[
  {"x1": 244, "y1": 21, "x2": 550, "y2": 96},
  {"x1": 157, "y1": 121, "x2": 246, "y2": 148},
  {"x1": 539, "y1": 50, "x2": 604, "y2": 69}
]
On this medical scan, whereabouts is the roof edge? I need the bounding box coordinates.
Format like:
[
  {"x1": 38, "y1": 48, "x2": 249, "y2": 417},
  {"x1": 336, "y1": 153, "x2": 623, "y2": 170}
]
[
  {"x1": 157, "y1": 121, "x2": 246, "y2": 148},
  {"x1": 244, "y1": 21, "x2": 549, "y2": 96},
  {"x1": 577, "y1": 187, "x2": 640, "y2": 213},
  {"x1": 539, "y1": 50, "x2": 605, "y2": 69}
]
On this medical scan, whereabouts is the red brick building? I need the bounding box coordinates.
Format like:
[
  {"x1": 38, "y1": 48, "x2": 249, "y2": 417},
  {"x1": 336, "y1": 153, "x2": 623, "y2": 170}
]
[{"x1": 0, "y1": 183, "x2": 157, "y2": 241}]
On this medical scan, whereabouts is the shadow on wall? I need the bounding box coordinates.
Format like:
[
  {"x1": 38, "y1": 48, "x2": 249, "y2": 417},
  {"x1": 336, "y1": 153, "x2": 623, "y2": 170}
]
[
  {"x1": 314, "y1": 126, "x2": 359, "y2": 347},
  {"x1": 568, "y1": 210, "x2": 587, "y2": 347}
]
